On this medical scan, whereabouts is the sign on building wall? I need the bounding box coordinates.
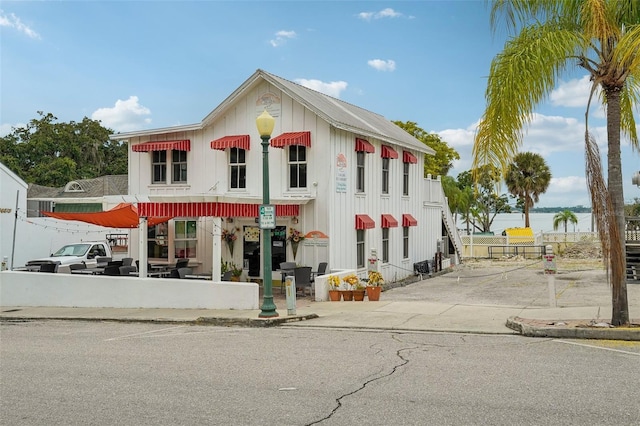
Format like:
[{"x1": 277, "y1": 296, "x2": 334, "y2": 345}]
[
  {"x1": 255, "y1": 92, "x2": 281, "y2": 117},
  {"x1": 336, "y1": 153, "x2": 347, "y2": 193}
]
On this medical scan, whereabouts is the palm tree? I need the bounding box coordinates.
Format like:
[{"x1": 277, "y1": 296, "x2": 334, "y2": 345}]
[
  {"x1": 553, "y1": 210, "x2": 579, "y2": 233},
  {"x1": 505, "y1": 152, "x2": 552, "y2": 228},
  {"x1": 473, "y1": 1, "x2": 639, "y2": 326}
]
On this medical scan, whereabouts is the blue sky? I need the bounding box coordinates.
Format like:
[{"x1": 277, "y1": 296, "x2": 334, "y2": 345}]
[{"x1": 2, "y1": 1, "x2": 639, "y2": 208}]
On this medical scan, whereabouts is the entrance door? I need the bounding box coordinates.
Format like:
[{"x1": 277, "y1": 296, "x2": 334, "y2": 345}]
[{"x1": 243, "y1": 226, "x2": 260, "y2": 277}]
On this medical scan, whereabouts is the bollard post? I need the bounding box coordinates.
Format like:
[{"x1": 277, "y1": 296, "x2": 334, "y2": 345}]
[
  {"x1": 543, "y1": 245, "x2": 557, "y2": 307},
  {"x1": 285, "y1": 276, "x2": 296, "y2": 316}
]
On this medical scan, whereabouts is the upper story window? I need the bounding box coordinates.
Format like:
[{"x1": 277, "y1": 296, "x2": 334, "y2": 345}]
[
  {"x1": 403, "y1": 162, "x2": 410, "y2": 196},
  {"x1": 132, "y1": 140, "x2": 191, "y2": 185},
  {"x1": 152, "y1": 151, "x2": 167, "y2": 184},
  {"x1": 381, "y1": 145, "x2": 398, "y2": 195},
  {"x1": 288, "y1": 145, "x2": 307, "y2": 189},
  {"x1": 172, "y1": 150, "x2": 187, "y2": 183},
  {"x1": 403, "y1": 151, "x2": 418, "y2": 196},
  {"x1": 229, "y1": 148, "x2": 247, "y2": 189},
  {"x1": 382, "y1": 158, "x2": 390, "y2": 194},
  {"x1": 64, "y1": 181, "x2": 85, "y2": 193},
  {"x1": 355, "y1": 138, "x2": 374, "y2": 194},
  {"x1": 356, "y1": 152, "x2": 365, "y2": 193}
]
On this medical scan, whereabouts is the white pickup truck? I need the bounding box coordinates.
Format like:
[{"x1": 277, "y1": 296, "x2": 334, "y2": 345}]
[{"x1": 25, "y1": 241, "x2": 113, "y2": 271}]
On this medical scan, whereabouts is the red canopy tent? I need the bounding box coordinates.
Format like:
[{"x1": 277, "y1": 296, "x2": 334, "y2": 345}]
[{"x1": 42, "y1": 203, "x2": 172, "y2": 228}]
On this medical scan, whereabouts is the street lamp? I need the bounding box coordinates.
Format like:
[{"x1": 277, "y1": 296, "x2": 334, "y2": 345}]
[{"x1": 256, "y1": 109, "x2": 279, "y2": 318}]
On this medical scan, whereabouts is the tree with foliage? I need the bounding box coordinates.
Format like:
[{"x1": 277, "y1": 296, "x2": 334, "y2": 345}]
[
  {"x1": 0, "y1": 111, "x2": 127, "y2": 186},
  {"x1": 472, "y1": 1, "x2": 639, "y2": 326},
  {"x1": 393, "y1": 120, "x2": 460, "y2": 177},
  {"x1": 553, "y1": 210, "x2": 579, "y2": 233},
  {"x1": 457, "y1": 167, "x2": 511, "y2": 234},
  {"x1": 505, "y1": 152, "x2": 552, "y2": 228}
]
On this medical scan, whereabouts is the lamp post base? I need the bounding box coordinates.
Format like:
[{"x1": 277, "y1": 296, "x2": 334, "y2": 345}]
[{"x1": 259, "y1": 296, "x2": 279, "y2": 318}]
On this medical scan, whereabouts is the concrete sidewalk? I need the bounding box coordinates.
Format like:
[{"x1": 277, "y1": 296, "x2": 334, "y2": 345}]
[{"x1": 2, "y1": 258, "x2": 639, "y2": 340}]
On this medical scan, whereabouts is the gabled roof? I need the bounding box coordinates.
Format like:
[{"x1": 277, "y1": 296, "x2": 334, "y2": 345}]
[
  {"x1": 27, "y1": 175, "x2": 128, "y2": 199},
  {"x1": 112, "y1": 69, "x2": 435, "y2": 155}
]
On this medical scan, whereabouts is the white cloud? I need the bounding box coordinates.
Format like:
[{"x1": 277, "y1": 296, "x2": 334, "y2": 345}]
[
  {"x1": 91, "y1": 96, "x2": 152, "y2": 132},
  {"x1": 367, "y1": 59, "x2": 396, "y2": 72},
  {"x1": 550, "y1": 75, "x2": 605, "y2": 118},
  {"x1": 0, "y1": 122, "x2": 24, "y2": 137},
  {"x1": 294, "y1": 78, "x2": 348, "y2": 98},
  {"x1": 358, "y1": 8, "x2": 403, "y2": 21},
  {"x1": 0, "y1": 10, "x2": 40, "y2": 39},
  {"x1": 270, "y1": 30, "x2": 296, "y2": 47}
]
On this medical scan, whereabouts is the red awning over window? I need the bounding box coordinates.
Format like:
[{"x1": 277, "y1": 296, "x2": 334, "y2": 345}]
[
  {"x1": 381, "y1": 145, "x2": 398, "y2": 159},
  {"x1": 137, "y1": 202, "x2": 299, "y2": 218},
  {"x1": 402, "y1": 213, "x2": 418, "y2": 227},
  {"x1": 403, "y1": 151, "x2": 418, "y2": 164},
  {"x1": 355, "y1": 138, "x2": 375, "y2": 153},
  {"x1": 381, "y1": 214, "x2": 398, "y2": 228},
  {"x1": 211, "y1": 135, "x2": 250, "y2": 151},
  {"x1": 132, "y1": 140, "x2": 191, "y2": 152},
  {"x1": 270, "y1": 131, "x2": 311, "y2": 148},
  {"x1": 355, "y1": 214, "x2": 375, "y2": 230}
]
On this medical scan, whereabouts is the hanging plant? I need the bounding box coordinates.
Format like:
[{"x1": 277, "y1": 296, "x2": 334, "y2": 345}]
[
  {"x1": 287, "y1": 227, "x2": 305, "y2": 260},
  {"x1": 221, "y1": 227, "x2": 239, "y2": 256}
]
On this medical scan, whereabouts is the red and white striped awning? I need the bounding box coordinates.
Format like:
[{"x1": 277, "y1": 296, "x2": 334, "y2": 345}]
[
  {"x1": 270, "y1": 131, "x2": 311, "y2": 148},
  {"x1": 381, "y1": 214, "x2": 399, "y2": 228},
  {"x1": 210, "y1": 135, "x2": 251, "y2": 151},
  {"x1": 355, "y1": 214, "x2": 375, "y2": 230},
  {"x1": 403, "y1": 151, "x2": 418, "y2": 164},
  {"x1": 355, "y1": 138, "x2": 375, "y2": 153},
  {"x1": 138, "y1": 202, "x2": 299, "y2": 218},
  {"x1": 402, "y1": 213, "x2": 418, "y2": 227},
  {"x1": 132, "y1": 140, "x2": 191, "y2": 152},
  {"x1": 381, "y1": 145, "x2": 398, "y2": 159}
]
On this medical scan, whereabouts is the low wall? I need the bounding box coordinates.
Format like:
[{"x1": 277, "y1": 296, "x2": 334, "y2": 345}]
[
  {"x1": 313, "y1": 269, "x2": 354, "y2": 302},
  {"x1": 0, "y1": 271, "x2": 259, "y2": 310}
]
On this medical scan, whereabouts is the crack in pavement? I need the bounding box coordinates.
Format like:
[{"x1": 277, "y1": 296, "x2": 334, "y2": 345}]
[{"x1": 306, "y1": 334, "x2": 416, "y2": 425}]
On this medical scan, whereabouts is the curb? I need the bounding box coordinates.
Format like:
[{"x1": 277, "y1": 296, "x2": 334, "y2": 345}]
[
  {"x1": 195, "y1": 314, "x2": 319, "y2": 327},
  {"x1": 506, "y1": 316, "x2": 640, "y2": 341}
]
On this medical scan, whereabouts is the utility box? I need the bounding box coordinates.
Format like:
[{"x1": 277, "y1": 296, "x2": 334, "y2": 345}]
[{"x1": 285, "y1": 276, "x2": 296, "y2": 315}]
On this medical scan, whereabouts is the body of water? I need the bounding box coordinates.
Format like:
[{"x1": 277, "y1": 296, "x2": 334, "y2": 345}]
[{"x1": 456, "y1": 212, "x2": 594, "y2": 235}]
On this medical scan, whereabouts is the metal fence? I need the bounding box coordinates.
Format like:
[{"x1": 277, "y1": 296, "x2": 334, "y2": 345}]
[{"x1": 460, "y1": 232, "x2": 599, "y2": 259}]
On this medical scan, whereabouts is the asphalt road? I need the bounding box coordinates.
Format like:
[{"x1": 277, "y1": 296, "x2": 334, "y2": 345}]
[{"x1": 1, "y1": 320, "x2": 639, "y2": 425}]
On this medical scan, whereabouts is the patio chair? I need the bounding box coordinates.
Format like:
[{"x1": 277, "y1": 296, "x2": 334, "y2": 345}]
[
  {"x1": 311, "y1": 262, "x2": 328, "y2": 282},
  {"x1": 102, "y1": 265, "x2": 122, "y2": 276},
  {"x1": 96, "y1": 257, "x2": 112, "y2": 267},
  {"x1": 119, "y1": 265, "x2": 137, "y2": 276},
  {"x1": 294, "y1": 266, "x2": 313, "y2": 297},
  {"x1": 69, "y1": 263, "x2": 87, "y2": 271},
  {"x1": 222, "y1": 271, "x2": 233, "y2": 281},
  {"x1": 121, "y1": 257, "x2": 134, "y2": 267},
  {"x1": 177, "y1": 267, "x2": 193, "y2": 279},
  {"x1": 279, "y1": 262, "x2": 297, "y2": 294}
]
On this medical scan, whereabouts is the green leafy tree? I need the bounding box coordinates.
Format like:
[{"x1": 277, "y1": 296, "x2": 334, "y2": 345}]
[
  {"x1": 393, "y1": 120, "x2": 460, "y2": 177},
  {"x1": 505, "y1": 152, "x2": 552, "y2": 228},
  {"x1": 473, "y1": 1, "x2": 639, "y2": 326},
  {"x1": 458, "y1": 167, "x2": 511, "y2": 234},
  {"x1": 0, "y1": 112, "x2": 126, "y2": 186},
  {"x1": 553, "y1": 210, "x2": 579, "y2": 233}
]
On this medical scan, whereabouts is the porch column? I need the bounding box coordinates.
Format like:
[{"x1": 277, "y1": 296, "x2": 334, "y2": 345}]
[
  {"x1": 212, "y1": 217, "x2": 222, "y2": 281},
  {"x1": 139, "y1": 217, "x2": 148, "y2": 277}
]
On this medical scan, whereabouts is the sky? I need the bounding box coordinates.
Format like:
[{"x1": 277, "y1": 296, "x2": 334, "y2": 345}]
[{"x1": 1, "y1": 0, "x2": 639, "y2": 208}]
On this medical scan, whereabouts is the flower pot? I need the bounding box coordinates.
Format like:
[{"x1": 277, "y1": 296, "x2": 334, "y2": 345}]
[
  {"x1": 341, "y1": 290, "x2": 353, "y2": 301},
  {"x1": 328, "y1": 290, "x2": 342, "y2": 301},
  {"x1": 353, "y1": 289, "x2": 365, "y2": 301},
  {"x1": 366, "y1": 286, "x2": 381, "y2": 301}
]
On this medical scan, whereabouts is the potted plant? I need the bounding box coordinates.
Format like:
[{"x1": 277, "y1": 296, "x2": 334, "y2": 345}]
[
  {"x1": 341, "y1": 274, "x2": 359, "y2": 301},
  {"x1": 353, "y1": 281, "x2": 366, "y2": 301},
  {"x1": 327, "y1": 275, "x2": 342, "y2": 301},
  {"x1": 366, "y1": 270, "x2": 384, "y2": 301},
  {"x1": 229, "y1": 262, "x2": 243, "y2": 281}
]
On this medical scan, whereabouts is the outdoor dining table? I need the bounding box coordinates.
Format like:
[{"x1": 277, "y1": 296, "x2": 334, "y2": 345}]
[{"x1": 71, "y1": 268, "x2": 105, "y2": 275}]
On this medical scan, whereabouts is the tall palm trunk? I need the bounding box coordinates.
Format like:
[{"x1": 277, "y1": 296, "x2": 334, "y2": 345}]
[{"x1": 605, "y1": 86, "x2": 629, "y2": 326}]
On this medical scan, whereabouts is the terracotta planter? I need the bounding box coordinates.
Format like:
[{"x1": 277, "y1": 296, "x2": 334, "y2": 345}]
[
  {"x1": 328, "y1": 290, "x2": 342, "y2": 301},
  {"x1": 341, "y1": 290, "x2": 354, "y2": 301},
  {"x1": 353, "y1": 289, "x2": 365, "y2": 301},
  {"x1": 366, "y1": 286, "x2": 381, "y2": 301}
]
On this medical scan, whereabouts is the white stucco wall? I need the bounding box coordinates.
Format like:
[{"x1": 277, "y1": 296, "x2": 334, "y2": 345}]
[{"x1": 0, "y1": 271, "x2": 259, "y2": 310}]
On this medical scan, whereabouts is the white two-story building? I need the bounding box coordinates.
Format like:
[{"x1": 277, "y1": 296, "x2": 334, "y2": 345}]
[{"x1": 112, "y1": 69, "x2": 461, "y2": 286}]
